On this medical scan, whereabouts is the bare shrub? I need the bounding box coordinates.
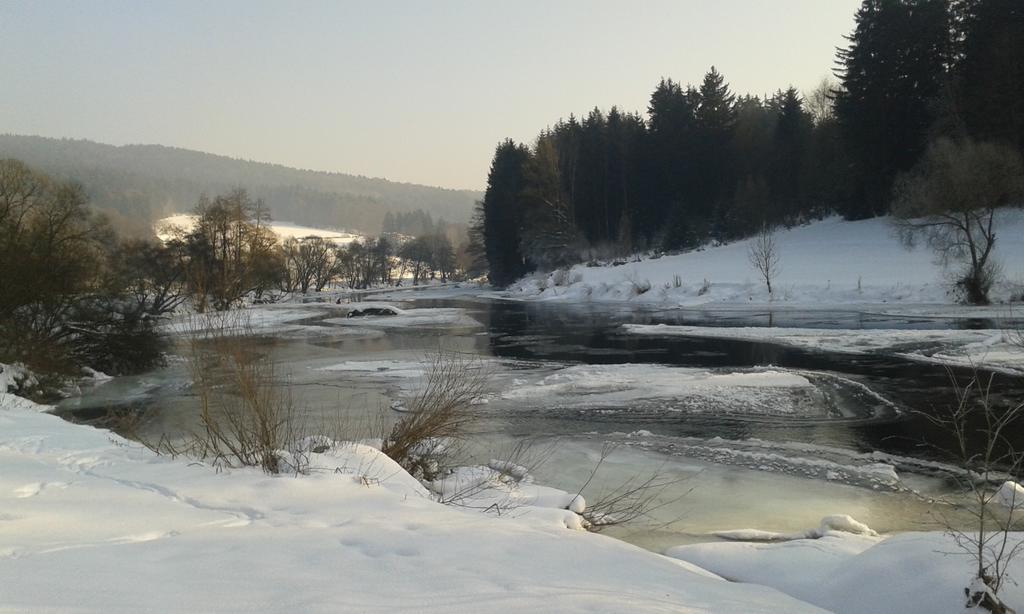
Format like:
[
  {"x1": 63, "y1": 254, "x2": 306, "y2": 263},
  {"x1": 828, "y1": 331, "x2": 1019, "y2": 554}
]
[
  {"x1": 574, "y1": 444, "x2": 690, "y2": 533},
  {"x1": 920, "y1": 370, "x2": 1024, "y2": 612},
  {"x1": 382, "y1": 352, "x2": 488, "y2": 480},
  {"x1": 748, "y1": 226, "x2": 781, "y2": 295},
  {"x1": 143, "y1": 312, "x2": 323, "y2": 474},
  {"x1": 697, "y1": 278, "x2": 712, "y2": 296},
  {"x1": 624, "y1": 271, "x2": 652, "y2": 296}
]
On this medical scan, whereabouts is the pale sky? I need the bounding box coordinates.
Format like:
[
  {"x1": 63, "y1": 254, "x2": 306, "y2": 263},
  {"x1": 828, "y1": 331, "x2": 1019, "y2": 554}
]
[{"x1": 0, "y1": 1, "x2": 861, "y2": 190}]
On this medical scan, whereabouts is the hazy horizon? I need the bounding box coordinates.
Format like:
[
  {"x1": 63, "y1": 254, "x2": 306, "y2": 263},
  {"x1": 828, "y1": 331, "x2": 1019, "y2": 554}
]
[{"x1": 1, "y1": 0, "x2": 861, "y2": 191}]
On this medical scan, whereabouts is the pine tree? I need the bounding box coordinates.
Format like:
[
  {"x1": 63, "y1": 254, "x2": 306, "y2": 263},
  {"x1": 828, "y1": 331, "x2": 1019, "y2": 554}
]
[
  {"x1": 770, "y1": 87, "x2": 812, "y2": 222},
  {"x1": 957, "y1": 0, "x2": 1024, "y2": 152},
  {"x1": 645, "y1": 78, "x2": 698, "y2": 244},
  {"x1": 693, "y1": 66, "x2": 738, "y2": 236},
  {"x1": 480, "y1": 139, "x2": 532, "y2": 286},
  {"x1": 835, "y1": 0, "x2": 952, "y2": 219}
]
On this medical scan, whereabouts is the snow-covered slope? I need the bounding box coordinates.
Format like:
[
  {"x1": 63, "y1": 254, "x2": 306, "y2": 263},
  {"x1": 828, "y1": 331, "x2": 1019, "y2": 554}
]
[
  {"x1": 156, "y1": 214, "x2": 363, "y2": 245},
  {"x1": 0, "y1": 400, "x2": 818, "y2": 613},
  {"x1": 508, "y1": 211, "x2": 1024, "y2": 307}
]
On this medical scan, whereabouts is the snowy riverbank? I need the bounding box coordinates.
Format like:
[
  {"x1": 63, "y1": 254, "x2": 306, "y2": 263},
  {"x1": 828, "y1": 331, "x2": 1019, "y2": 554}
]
[
  {"x1": 3, "y1": 394, "x2": 1022, "y2": 612},
  {"x1": 505, "y1": 213, "x2": 1024, "y2": 311},
  {"x1": 0, "y1": 395, "x2": 815, "y2": 613}
]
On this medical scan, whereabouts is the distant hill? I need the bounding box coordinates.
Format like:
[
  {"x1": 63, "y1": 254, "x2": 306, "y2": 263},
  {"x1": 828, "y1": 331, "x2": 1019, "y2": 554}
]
[{"x1": 0, "y1": 135, "x2": 480, "y2": 235}]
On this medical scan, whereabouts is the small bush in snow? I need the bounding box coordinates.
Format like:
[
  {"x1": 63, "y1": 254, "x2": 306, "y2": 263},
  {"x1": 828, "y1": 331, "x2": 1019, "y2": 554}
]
[
  {"x1": 698, "y1": 278, "x2": 712, "y2": 296},
  {"x1": 382, "y1": 352, "x2": 487, "y2": 481}
]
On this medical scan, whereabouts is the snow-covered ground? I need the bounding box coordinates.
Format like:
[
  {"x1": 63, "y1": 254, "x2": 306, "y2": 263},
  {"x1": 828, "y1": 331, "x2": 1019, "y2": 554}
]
[
  {"x1": 666, "y1": 528, "x2": 1024, "y2": 613},
  {"x1": 0, "y1": 397, "x2": 821, "y2": 613},
  {"x1": 506, "y1": 212, "x2": 1024, "y2": 310},
  {"x1": 4, "y1": 395, "x2": 1020, "y2": 612},
  {"x1": 156, "y1": 214, "x2": 363, "y2": 245},
  {"x1": 622, "y1": 323, "x2": 1024, "y2": 375}
]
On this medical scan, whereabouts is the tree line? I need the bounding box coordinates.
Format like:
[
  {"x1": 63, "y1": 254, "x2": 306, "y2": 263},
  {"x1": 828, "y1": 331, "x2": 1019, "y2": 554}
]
[
  {"x1": 1, "y1": 161, "x2": 467, "y2": 387},
  {"x1": 474, "y1": 0, "x2": 1024, "y2": 287}
]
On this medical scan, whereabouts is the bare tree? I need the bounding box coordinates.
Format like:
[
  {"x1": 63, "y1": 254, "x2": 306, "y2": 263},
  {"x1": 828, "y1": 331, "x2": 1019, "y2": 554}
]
[
  {"x1": 804, "y1": 76, "x2": 837, "y2": 126},
  {"x1": 892, "y1": 138, "x2": 1024, "y2": 305},
  {"x1": 748, "y1": 226, "x2": 781, "y2": 295},
  {"x1": 922, "y1": 370, "x2": 1024, "y2": 613}
]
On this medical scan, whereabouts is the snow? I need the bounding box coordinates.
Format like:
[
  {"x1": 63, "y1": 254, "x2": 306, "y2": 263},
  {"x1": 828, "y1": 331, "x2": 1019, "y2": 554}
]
[
  {"x1": 0, "y1": 363, "x2": 50, "y2": 413},
  {"x1": 0, "y1": 397, "x2": 821, "y2": 613},
  {"x1": 622, "y1": 323, "x2": 1024, "y2": 375},
  {"x1": 667, "y1": 529, "x2": 1024, "y2": 613},
  {"x1": 506, "y1": 211, "x2": 1024, "y2": 309},
  {"x1": 156, "y1": 214, "x2": 363, "y2": 245},
  {"x1": 499, "y1": 363, "x2": 828, "y2": 417},
  {"x1": 323, "y1": 305, "x2": 482, "y2": 330},
  {"x1": 997, "y1": 481, "x2": 1024, "y2": 510},
  {"x1": 160, "y1": 307, "x2": 321, "y2": 336},
  {"x1": 316, "y1": 359, "x2": 427, "y2": 379}
]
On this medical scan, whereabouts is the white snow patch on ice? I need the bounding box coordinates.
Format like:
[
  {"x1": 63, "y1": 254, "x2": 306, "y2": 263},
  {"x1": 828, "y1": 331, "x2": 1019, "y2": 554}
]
[
  {"x1": 622, "y1": 323, "x2": 1024, "y2": 375},
  {"x1": 500, "y1": 363, "x2": 824, "y2": 417}
]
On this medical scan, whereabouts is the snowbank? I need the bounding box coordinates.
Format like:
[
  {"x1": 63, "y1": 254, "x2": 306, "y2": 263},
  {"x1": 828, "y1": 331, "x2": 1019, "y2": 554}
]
[
  {"x1": 0, "y1": 400, "x2": 818, "y2": 612},
  {"x1": 507, "y1": 212, "x2": 1024, "y2": 309},
  {"x1": 668, "y1": 528, "x2": 1024, "y2": 613},
  {"x1": 0, "y1": 363, "x2": 51, "y2": 413},
  {"x1": 998, "y1": 481, "x2": 1024, "y2": 510}
]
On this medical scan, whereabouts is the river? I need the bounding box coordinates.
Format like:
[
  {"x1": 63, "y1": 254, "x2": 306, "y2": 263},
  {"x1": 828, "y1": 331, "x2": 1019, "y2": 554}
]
[{"x1": 55, "y1": 291, "x2": 1024, "y2": 552}]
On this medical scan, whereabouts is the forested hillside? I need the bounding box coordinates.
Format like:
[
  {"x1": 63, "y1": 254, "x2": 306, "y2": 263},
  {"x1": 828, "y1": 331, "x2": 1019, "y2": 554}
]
[
  {"x1": 0, "y1": 135, "x2": 480, "y2": 235},
  {"x1": 475, "y1": 0, "x2": 1024, "y2": 289}
]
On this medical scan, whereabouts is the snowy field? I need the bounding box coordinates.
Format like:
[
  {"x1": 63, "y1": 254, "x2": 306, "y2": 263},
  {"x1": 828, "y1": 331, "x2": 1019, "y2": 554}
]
[
  {"x1": 156, "y1": 214, "x2": 363, "y2": 245},
  {"x1": 506, "y1": 212, "x2": 1024, "y2": 310}
]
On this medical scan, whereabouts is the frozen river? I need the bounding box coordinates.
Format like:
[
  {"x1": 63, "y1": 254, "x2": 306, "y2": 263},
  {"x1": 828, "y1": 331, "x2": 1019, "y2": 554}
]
[{"x1": 55, "y1": 291, "x2": 1024, "y2": 551}]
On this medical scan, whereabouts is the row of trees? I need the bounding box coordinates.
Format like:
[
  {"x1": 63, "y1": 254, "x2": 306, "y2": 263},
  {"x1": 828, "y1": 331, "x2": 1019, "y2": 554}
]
[
  {"x1": 152, "y1": 190, "x2": 465, "y2": 309},
  {"x1": 475, "y1": 0, "x2": 1024, "y2": 288}
]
